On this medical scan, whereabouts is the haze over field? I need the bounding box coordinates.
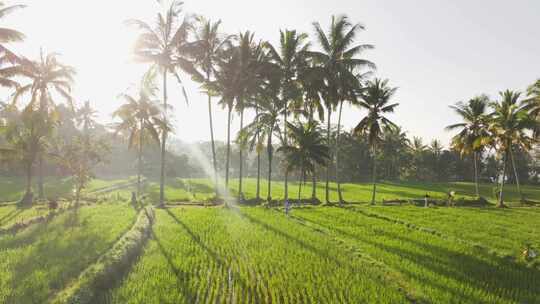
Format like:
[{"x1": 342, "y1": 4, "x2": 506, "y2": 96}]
[{"x1": 9, "y1": 0, "x2": 540, "y2": 144}]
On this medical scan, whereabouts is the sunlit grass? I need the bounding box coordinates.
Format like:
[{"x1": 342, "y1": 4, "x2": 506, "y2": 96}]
[
  {"x1": 292, "y1": 206, "x2": 540, "y2": 303},
  {"x1": 352, "y1": 205, "x2": 540, "y2": 256},
  {"x1": 109, "y1": 207, "x2": 408, "y2": 303},
  {"x1": 0, "y1": 203, "x2": 136, "y2": 304},
  {"x1": 144, "y1": 177, "x2": 539, "y2": 204}
]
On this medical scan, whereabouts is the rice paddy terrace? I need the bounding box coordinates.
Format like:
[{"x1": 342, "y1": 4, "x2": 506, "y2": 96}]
[{"x1": 1, "y1": 178, "x2": 539, "y2": 303}]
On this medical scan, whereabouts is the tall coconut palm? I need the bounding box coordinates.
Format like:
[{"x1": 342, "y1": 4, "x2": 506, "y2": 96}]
[
  {"x1": 354, "y1": 78, "x2": 398, "y2": 205},
  {"x1": 0, "y1": 2, "x2": 26, "y2": 89},
  {"x1": 239, "y1": 67, "x2": 282, "y2": 202},
  {"x1": 525, "y1": 79, "x2": 540, "y2": 138},
  {"x1": 126, "y1": 0, "x2": 194, "y2": 206},
  {"x1": 113, "y1": 73, "x2": 167, "y2": 196},
  {"x1": 265, "y1": 29, "x2": 309, "y2": 202},
  {"x1": 299, "y1": 63, "x2": 325, "y2": 200},
  {"x1": 485, "y1": 90, "x2": 537, "y2": 206},
  {"x1": 309, "y1": 15, "x2": 375, "y2": 204},
  {"x1": 278, "y1": 121, "x2": 330, "y2": 202},
  {"x1": 235, "y1": 31, "x2": 266, "y2": 200},
  {"x1": 1, "y1": 106, "x2": 52, "y2": 205},
  {"x1": 189, "y1": 17, "x2": 232, "y2": 191},
  {"x1": 446, "y1": 96, "x2": 490, "y2": 197},
  {"x1": 11, "y1": 51, "x2": 75, "y2": 199},
  {"x1": 210, "y1": 44, "x2": 241, "y2": 191}
]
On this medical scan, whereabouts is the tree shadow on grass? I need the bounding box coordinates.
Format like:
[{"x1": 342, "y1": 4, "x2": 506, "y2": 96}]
[
  {"x1": 236, "y1": 209, "x2": 344, "y2": 267},
  {"x1": 162, "y1": 208, "x2": 249, "y2": 295},
  {"x1": 296, "y1": 209, "x2": 540, "y2": 303},
  {"x1": 0, "y1": 208, "x2": 24, "y2": 226},
  {"x1": 147, "y1": 228, "x2": 198, "y2": 303},
  {"x1": 5, "y1": 213, "x2": 108, "y2": 303}
]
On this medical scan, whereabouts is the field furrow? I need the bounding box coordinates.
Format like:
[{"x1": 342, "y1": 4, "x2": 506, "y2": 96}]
[{"x1": 0, "y1": 203, "x2": 137, "y2": 304}]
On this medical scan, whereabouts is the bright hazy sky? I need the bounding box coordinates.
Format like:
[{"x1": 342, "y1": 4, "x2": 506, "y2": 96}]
[{"x1": 7, "y1": 0, "x2": 540, "y2": 145}]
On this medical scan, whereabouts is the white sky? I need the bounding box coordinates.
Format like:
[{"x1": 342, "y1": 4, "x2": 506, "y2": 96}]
[{"x1": 7, "y1": 0, "x2": 540, "y2": 145}]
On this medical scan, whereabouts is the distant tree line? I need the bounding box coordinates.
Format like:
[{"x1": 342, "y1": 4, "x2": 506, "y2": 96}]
[{"x1": 0, "y1": 1, "x2": 538, "y2": 207}]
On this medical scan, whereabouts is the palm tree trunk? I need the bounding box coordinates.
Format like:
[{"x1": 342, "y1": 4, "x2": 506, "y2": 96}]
[
  {"x1": 311, "y1": 175, "x2": 317, "y2": 201},
  {"x1": 267, "y1": 128, "x2": 273, "y2": 202},
  {"x1": 256, "y1": 109, "x2": 261, "y2": 200},
  {"x1": 336, "y1": 100, "x2": 344, "y2": 206},
  {"x1": 498, "y1": 149, "x2": 508, "y2": 208},
  {"x1": 137, "y1": 118, "x2": 144, "y2": 197},
  {"x1": 325, "y1": 108, "x2": 332, "y2": 204},
  {"x1": 283, "y1": 108, "x2": 289, "y2": 202},
  {"x1": 159, "y1": 70, "x2": 168, "y2": 207},
  {"x1": 38, "y1": 155, "x2": 44, "y2": 199},
  {"x1": 206, "y1": 71, "x2": 218, "y2": 196},
  {"x1": 225, "y1": 106, "x2": 232, "y2": 190},
  {"x1": 371, "y1": 145, "x2": 378, "y2": 205},
  {"x1": 238, "y1": 108, "x2": 244, "y2": 200},
  {"x1": 298, "y1": 173, "x2": 303, "y2": 203},
  {"x1": 21, "y1": 160, "x2": 33, "y2": 205},
  {"x1": 473, "y1": 151, "x2": 480, "y2": 197},
  {"x1": 509, "y1": 147, "x2": 524, "y2": 201},
  {"x1": 308, "y1": 106, "x2": 317, "y2": 202}
]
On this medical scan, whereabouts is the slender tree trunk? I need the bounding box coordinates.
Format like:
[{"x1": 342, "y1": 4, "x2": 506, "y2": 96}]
[
  {"x1": 255, "y1": 109, "x2": 261, "y2": 200},
  {"x1": 311, "y1": 175, "x2": 317, "y2": 201},
  {"x1": 371, "y1": 145, "x2": 377, "y2": 205},
  {"x1": 308, "y1": 106, "x2": 317, "y2": 202},
  {"x1": 283, "y1": 108, "x2": 289, "y2": 202},
  {"x1": 336, "y1": 100, "x2": 344, "y2": 206},
  {"x1": 138, "y1": 118, "x2": 144, "y2": 197},
  {"x1": 206, "y1": 70, "x2": 218, "y2": 196},
  {"x1": 473, "y1": 151, "x2": 480, "y2": 197},
  {"x1": 21, "y1": 160, "x2": 33, "y2": 205},
  {"x1": 225, "y1": 106, "x2": 232, "y2": 190},
  {"x1": 325, "y1": 108, "x2": 332, "y2": 204},
  {"x1": 498, "y1": 149, "x2": 508, "y2": 208},
  {"x1": 298, "y1": 164, "x2": 304, "y2": 203},
  {"x1": 238, "y1": 108, "x2": 244, "y2": 200},
  {"x1": 159, "y1": 70, "x2": 168, "y2": 207},
  {"x1": 267, "y1": 128, "x2": 273, "y2": 202},
  {"x1": 509, "y1": 147, "x2": 524, "y2": 201},
  {"x1": 38, "y1": 155, "x2": 44, "y2": 199}
]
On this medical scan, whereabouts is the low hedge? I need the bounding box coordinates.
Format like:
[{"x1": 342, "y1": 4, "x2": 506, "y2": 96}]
[{"x1": 52, "y1": 206, "x2": 155, "y2": 304}]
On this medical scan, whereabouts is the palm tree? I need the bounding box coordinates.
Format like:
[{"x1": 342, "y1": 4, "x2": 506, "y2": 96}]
[
  {"x1": 239, "y1": 68, "x2": 282, "y2": 202},
  {"x1": 113, "y1": 72, "x2": 166, "y2": 196},
  {"x1": 446, "y1": 96, "x2": 490, "y2": 197},
  {"x1": 309, "y1": 15, "x2": 375, "y2": 204},
  {"x1": 1, "y1": 106, "x2": 52, "y2": 205},
  {"x1": 190, "y1": 17, "x2": 232, "y2": 191},
  {"x1": 299, "y1": 64, "x2": 326, "y2": 200},
  {"x1": 211, "y1": 44, "x2": 240, "y2": 191},
  {"x1": 354, "y1": 78, "x2": 398, "y2": 205},
  {"x1": 380, "y1": 125, "x2": 410, "y2": 180},
  {"x1": 76, "y1": 101, "x2": 98, "y2": 137},
  {"x1": 126, "y1": 0, "x2": 194, "y2": 206},
  {"x1": 265, "y1": 29, "x2": 309, "y2": 203},
  {"x1": 485, "y1": 90, "x2": 537, "y2": 206},
  {"x1": 11, "y1": 51, "x2": 75, "y2": 199},
  {"x1": 278, "y1": 121, "x2": 330, "y2": 202},
  {"x1": 235, "y1": 31, "x2": 265, "y2": 200},
  {"x1": 525, "y1": 79, "x2": 540, "y2": 138},
  {"x1": 0, "y1": 2, "x2": 26, "y2": 89}
]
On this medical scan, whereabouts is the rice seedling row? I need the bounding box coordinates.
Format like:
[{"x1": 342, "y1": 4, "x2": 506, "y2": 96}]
[
  {"x1": 0, "y1": 203, "x2": 137, "y2": 304},
  {"x1": 292, "y1": 207, "x2": 540, "y2": 304},
  {"x1": 109, "y1": 207, "x2": 409, "y2": 303}
]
